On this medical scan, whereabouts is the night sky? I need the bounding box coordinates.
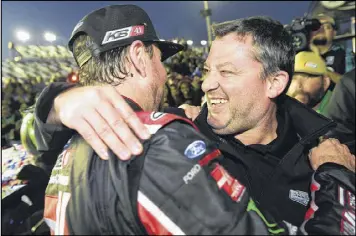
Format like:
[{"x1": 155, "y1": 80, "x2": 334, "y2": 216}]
[{"x1": 2, "y1": 1, "x2": 311, "y2": 59}]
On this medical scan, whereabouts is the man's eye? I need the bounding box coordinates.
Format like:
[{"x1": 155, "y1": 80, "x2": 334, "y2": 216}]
[
  {"x1": 221, "y1": 70, "x2": 233, "y2": 75},
  {"x1": 202, "y1": 68, "x2": 209, "y2": 74}
]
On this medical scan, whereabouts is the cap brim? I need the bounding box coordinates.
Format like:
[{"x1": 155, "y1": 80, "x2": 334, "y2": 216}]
[
  {"x1": 153, "y1": 41, "x2": 184, "y2": 61},
  {"x1": 295, "y1": 70, "x2": 324, "y2": 76}
]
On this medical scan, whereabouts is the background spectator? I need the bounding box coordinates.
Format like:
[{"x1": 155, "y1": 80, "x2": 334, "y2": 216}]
[
  {"x1": 287, "y1": 51, "x2": 332, "y2": 113},
  {"x1": 309, "y1": 14, "x2": 354, "y2": 85}
]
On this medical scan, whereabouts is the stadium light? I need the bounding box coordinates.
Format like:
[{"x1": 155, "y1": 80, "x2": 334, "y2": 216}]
[
  {"x1": 200, "y1": 40, "x2": 207, "y2": 46},
  {"x1": 172, "y1": 39, "x2": 178, "y2": 43},
  {"x1": 187, "y1": 40, "x2": 193, "y2": 46},
  {"x1": 16, "y1": 30, "x2": 30, "y2": 42},
  {"x1": 44, "y1": 32, "x2": 57, "y2": 42},
  {"x1": 160, "y1": 39, "x2": 165, "y2": 41}
]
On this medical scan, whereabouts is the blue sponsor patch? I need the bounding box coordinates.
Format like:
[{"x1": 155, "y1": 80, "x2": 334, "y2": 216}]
[{"x1": 184, "y1": 140, "x2": 206, "y2": 159}]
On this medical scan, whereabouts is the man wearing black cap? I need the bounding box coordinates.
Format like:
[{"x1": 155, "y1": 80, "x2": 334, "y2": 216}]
[{"x1": 41, "y1": 5, "x2": 296, "y2": 235}]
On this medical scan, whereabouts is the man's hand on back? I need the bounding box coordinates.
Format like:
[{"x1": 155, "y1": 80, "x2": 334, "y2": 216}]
[
  {"x1": 50, "y1": 85, "x2": 151, "y2": 160},
  {"x1": 309, "y1": 138, "x2": 355, "y2": 172}
]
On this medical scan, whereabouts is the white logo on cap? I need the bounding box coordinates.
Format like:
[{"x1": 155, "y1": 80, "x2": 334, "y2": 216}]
[
  {"x1": 305, "y1": 62, "x2": 317, "y2": 68},
  {"x1": 102, "y1": 25, "x2": 144, "y2": 45}
]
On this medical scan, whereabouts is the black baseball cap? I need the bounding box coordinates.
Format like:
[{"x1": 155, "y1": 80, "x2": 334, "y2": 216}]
[{"x1": 68, "y1": 4, "x2": 184, "y2": 66}]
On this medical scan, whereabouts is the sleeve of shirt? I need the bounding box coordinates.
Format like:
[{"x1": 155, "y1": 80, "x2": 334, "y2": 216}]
[
  {"x1": 34, "y1": 82, "x2": 78, "y2": 152},
  {"x1": 300, "y1": 163, "x2": 355, "y2": 235}
]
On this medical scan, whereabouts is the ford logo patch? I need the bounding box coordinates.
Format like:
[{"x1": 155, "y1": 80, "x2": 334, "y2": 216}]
[{"x1": 184, "y1": 140, "x2": 206, "y2": 159}]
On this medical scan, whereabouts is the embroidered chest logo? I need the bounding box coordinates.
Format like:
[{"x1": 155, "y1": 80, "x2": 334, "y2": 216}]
[{"x1": 289, "y1": 189, "x2": 310, "y2": 206}]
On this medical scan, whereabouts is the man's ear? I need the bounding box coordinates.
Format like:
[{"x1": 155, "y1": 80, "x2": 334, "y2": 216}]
[
  {"x1": 322, "y1": 74, "x2": 331, "y2": 92},
  {"x1": 266, "y1": 71, "x2": 289, "y2": 99},
  {"x1": 128, "y1": 40, "x2": 147, "y2": 78}
]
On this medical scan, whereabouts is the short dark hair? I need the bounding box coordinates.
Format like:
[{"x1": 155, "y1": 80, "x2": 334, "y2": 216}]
[
  {"x1": 72, "y1": 34, "x2": 155, "y2": 86},
  {"x1": 212, "y1": 16, "x2": 295, "y2": 93}
]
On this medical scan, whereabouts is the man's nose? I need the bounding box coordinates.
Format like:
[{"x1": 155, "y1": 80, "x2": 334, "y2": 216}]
[{"x1": 201, "y1": 74, "x2": 219, "y2": 92}]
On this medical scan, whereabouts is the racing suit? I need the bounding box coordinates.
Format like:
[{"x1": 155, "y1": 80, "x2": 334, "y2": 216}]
[{"x1": 42, "y1": 97, "x2": 355, "y2": 235}]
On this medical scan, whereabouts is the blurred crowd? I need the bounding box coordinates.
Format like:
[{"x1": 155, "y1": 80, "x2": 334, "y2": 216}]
[
  {"x1": 1, "y1": 45, "x2": 77, "y2": 147},
  {"x1": 162, "y1": 39, "x2": 206, "y2": 108},
  {"x1": 2, "y1": 78, "x2": 37, "y2": 143},
  {"x1": 1, "y1": 76, "x2": 66, "y2": 146},
  {"x1": 1, "y1": 39, "x2": 207, "y2": 147}
]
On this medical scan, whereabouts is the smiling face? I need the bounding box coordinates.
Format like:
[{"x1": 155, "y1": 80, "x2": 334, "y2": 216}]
[{"x1": 202, "y1": 33, "x2": 272, "y2": 135}]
